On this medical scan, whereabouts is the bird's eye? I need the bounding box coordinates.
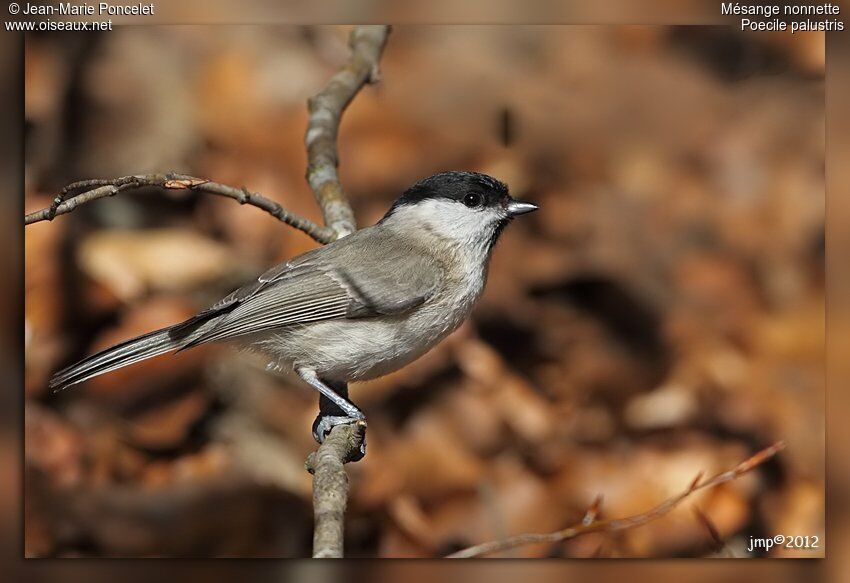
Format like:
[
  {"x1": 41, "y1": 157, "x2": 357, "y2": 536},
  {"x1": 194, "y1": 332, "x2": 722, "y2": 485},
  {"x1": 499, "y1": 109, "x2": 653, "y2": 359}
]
[{"x1": 463, "y1": 192, "x2": 483, "y2": 208}]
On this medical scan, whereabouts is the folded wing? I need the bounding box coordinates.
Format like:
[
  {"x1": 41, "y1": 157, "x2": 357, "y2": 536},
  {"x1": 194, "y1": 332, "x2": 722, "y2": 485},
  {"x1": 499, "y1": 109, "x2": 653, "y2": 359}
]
[{"x1": 180, "y1": 227, "x2": 443, "y2": 346}]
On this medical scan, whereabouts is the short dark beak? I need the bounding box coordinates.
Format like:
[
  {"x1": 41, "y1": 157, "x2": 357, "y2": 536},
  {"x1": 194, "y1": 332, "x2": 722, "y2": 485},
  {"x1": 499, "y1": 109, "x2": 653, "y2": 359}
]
[{"x1": 506, "y1": 199, "x2": 539, "y2": 217}]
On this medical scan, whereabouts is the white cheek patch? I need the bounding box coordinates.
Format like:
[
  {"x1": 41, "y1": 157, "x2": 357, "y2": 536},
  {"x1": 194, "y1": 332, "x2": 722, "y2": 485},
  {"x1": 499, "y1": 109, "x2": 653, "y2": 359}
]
[{"x1": 390, "y1": 199, "x2": 503, "y2": 246}]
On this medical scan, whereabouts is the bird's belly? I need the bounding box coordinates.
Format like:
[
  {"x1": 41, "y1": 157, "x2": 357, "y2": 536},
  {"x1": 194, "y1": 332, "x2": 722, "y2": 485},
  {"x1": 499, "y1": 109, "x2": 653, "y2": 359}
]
[{"x1": 256, "y1": 296, "x2": 474, "y2": 382}]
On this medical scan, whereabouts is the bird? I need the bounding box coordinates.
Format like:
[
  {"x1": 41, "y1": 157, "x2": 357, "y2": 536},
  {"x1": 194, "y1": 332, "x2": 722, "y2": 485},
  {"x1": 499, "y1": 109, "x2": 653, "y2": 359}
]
[{"x1": 49, "y1": 171, "x2": 538, "y2": 457}]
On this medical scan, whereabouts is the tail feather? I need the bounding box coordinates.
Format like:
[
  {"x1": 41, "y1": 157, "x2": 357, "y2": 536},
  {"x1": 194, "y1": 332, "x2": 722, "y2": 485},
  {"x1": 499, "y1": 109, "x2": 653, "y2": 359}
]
[{"x1": 50, "y1": 323, "x2": 199, "y2": 392}]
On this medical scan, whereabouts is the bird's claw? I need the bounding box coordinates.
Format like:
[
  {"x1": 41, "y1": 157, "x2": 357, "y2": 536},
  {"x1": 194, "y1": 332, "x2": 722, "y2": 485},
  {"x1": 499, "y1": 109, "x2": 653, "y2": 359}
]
[{"x1": 312, "y1": 412, "x2": 367, "y2": 461}]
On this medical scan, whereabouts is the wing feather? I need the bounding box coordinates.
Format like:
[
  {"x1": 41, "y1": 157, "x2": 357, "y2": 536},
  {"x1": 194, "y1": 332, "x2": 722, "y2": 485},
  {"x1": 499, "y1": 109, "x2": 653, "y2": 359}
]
[{"x1": 181, "y1": 227, "x2": 444, "y2": 347}]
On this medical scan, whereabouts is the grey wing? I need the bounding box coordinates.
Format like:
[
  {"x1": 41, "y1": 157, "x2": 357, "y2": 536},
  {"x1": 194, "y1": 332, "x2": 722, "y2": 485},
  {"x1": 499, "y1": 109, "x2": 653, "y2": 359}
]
[
  {"x1": 167, "y1": 246, "x2": 326, "y2": 340},
  {"x1": 338, "y1": 255, "x2": 442, "y2": 317},
  {"x1": 179, "y1": 231, "x2": 443, "y2": 346}
]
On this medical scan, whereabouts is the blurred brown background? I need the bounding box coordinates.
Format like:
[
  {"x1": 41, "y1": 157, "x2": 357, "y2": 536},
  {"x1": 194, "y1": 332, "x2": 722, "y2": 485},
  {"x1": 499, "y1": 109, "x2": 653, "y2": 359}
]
[{"x1": 24, "y1": 25, "x2": 824, "y2": 558}]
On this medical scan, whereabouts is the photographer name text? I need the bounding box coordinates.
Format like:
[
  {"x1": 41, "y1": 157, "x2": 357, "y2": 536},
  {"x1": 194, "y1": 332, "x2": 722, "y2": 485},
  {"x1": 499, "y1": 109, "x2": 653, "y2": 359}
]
[{"x1": 19, "y1": 2, "x2": 154, "y2": 16}]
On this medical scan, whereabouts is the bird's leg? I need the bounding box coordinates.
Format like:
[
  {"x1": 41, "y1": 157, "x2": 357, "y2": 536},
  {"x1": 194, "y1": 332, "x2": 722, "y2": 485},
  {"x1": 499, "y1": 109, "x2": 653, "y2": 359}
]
[
  {"x1": 314, "y1": 380, "x2": 360, "y2": 442},
  {"x1": 297, "y1": 368, "x2": 366, "y2": 460}
]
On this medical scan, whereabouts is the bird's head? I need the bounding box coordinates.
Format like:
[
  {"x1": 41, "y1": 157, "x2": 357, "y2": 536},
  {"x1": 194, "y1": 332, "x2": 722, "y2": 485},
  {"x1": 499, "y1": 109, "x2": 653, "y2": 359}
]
[{"x1": 380, "y1": 171, "x2": 538, "y2": 251}]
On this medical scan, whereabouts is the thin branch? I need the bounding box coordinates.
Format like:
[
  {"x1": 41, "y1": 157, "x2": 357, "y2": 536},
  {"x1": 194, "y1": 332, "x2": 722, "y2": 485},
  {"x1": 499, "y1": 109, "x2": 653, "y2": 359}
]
[
  {"x1": 447, "y1": 441, "x2": 785, "y2": 558},
  {"x1": 297, "y1": 24, "x2": 390, "y2": 559},
  {"x1": 24, "y1": 25, "x2": 391, "y2": 243},
  {"x1": 25, "y1": 173, "x2": 337, "y2": 244},
  {"x1": 25, "y1": 24, "x2": 392, "y2": 560},
  {"x1": 305, "y1": 25, "x2": 390, "y2": 239},
  {"x1": 305, "y1": 421, "x2": 368, "y2": 558}
]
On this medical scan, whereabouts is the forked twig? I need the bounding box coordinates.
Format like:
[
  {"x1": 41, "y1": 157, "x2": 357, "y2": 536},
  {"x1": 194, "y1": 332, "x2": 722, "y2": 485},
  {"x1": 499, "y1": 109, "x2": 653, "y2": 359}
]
[
  {"x1": 447, "y1": 441, "x2": 785, "y2": 558},
  {"x1": 23, "y1": 27, "x2": 391, "y2": 244},
  {"x1": 26, "y1": 25, "x2": 391, "y2": 559},
  {"x1": 299, "y1": 26, "x2": 389, "y2": 557}
]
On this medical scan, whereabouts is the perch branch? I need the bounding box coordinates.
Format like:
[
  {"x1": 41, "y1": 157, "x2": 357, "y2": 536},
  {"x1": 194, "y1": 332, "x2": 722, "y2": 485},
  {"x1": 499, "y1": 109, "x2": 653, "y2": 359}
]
[
  {"x1": 305, "y1": 421, "x2": 368, "y2": 558},
  {"x1": 305, "y1": 25, "x2": 390, "y2": 239},
  {"x1": 447, "y1": 441, "x2": 785, "y2": 558},
  {"x1": 26, "y1": 24, "x2": 392, "y2": 559},
  {"x1": 24, "y1": 173, "x2": 337, "y2": 244},
  {"x1": 296, "y1": 24, "x2": 390, "y2": 559}
]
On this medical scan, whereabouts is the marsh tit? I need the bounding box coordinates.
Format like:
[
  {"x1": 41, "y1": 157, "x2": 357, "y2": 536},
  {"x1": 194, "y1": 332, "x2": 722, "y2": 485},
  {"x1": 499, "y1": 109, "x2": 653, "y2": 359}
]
[{"x1": 50, "y1": 171, "x2": 538, "y2": 455}]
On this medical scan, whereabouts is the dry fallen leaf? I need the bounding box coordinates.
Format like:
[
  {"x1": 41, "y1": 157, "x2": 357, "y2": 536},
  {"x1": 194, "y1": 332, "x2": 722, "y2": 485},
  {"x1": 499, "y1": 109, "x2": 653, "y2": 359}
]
[{"x1": 77, "y1": 228, "x2": 237, "y2": 301}]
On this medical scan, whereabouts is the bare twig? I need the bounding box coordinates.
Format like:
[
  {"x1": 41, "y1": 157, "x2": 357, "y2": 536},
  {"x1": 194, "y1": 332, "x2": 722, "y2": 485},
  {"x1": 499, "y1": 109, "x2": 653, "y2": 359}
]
[
  {"x1": 295, "y1": 25, "x2": 390, "y2": 559},
  {"x1": 305, "y1": 421, "x2": 368, "y2": 558},
  {"x1": 305, "y1": 25, "x2": 390, "y2": 239},
  {"x1": 25, "y1": 173, "x2": 337, "y2": 244},
  {"x1": 26, "y1": 24, "x2": 391, "y2": 559},
  {"x1": 447, "y1": 441, "x2": 785, "y2": 558}
]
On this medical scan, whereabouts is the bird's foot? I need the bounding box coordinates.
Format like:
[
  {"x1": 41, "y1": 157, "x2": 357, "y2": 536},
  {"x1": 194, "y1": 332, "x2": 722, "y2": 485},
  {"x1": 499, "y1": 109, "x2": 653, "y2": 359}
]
[{"x1": 312, "y1": 411, "x2": 367, "y2": 461}]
